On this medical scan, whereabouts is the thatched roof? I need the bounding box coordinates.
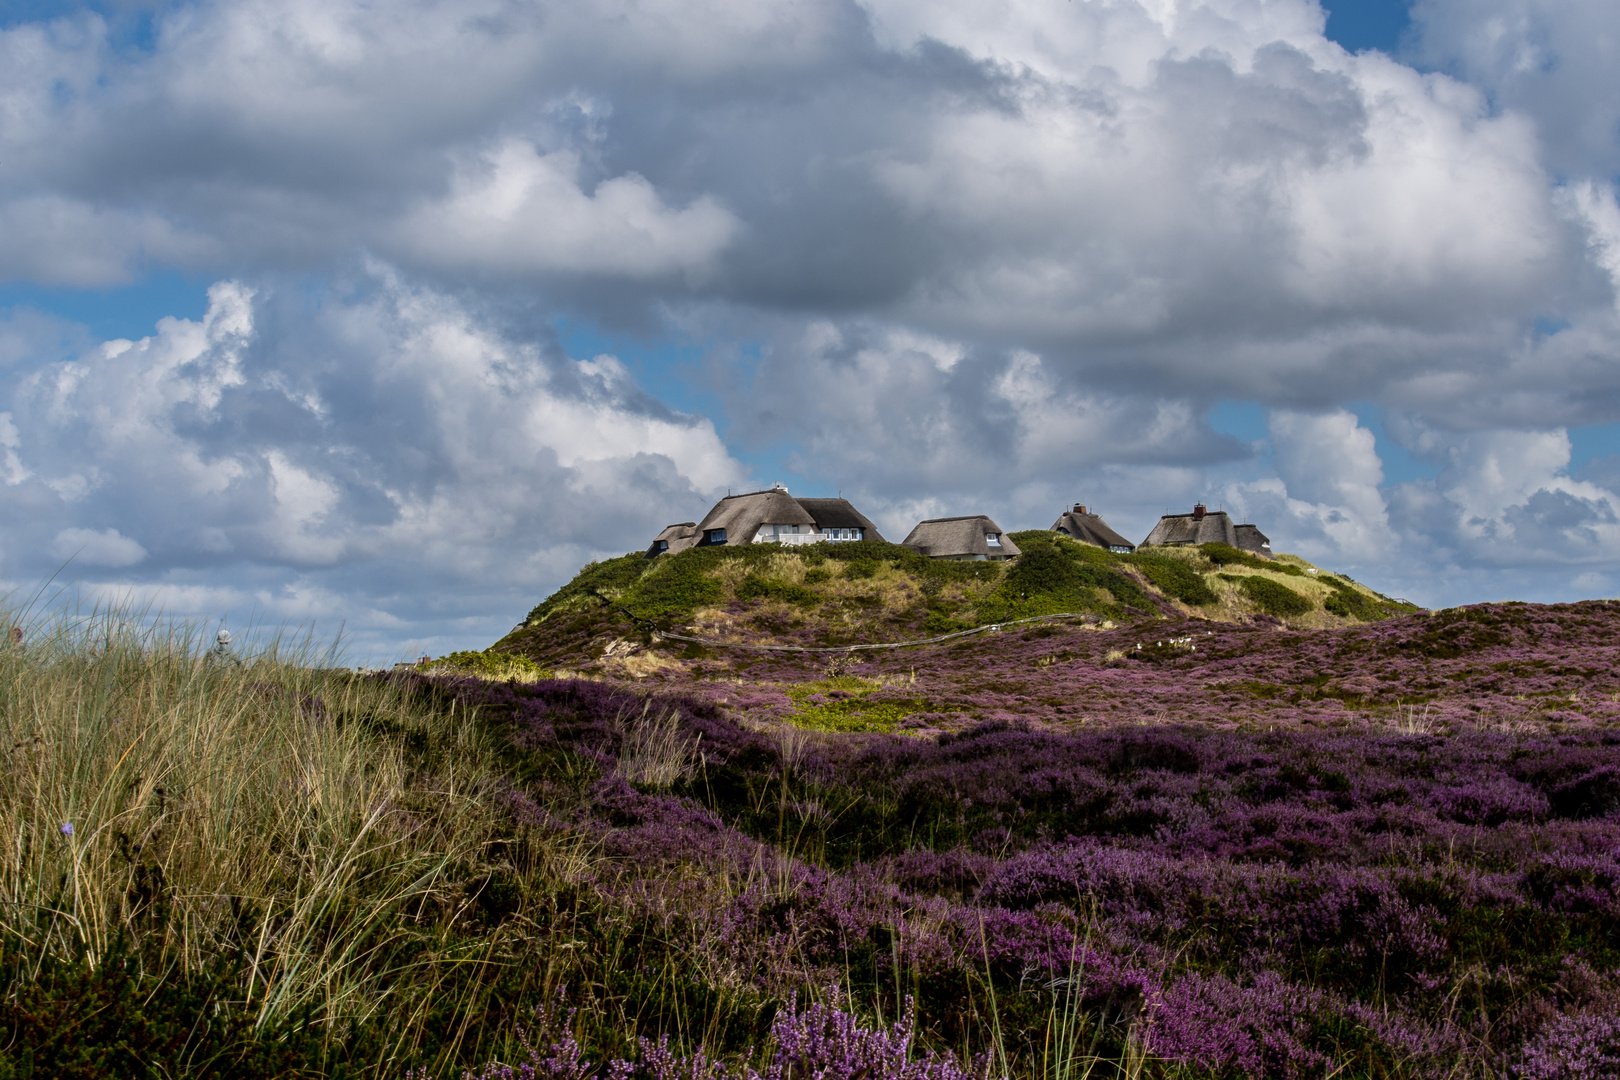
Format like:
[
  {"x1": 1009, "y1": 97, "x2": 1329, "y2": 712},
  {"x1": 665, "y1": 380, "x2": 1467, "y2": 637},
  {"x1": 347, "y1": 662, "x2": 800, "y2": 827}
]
[
  {"x1": 797, "y1": 498, "x2": 885, "y2": 541},
  {"x1": 646, "y1": 488, "x2": 884, "y2": 552},
  {"x1": 1233, "y1": 523, "x2": 1271, "y2": 555},
  {"x1": 1051, "y1": 504, "x2": 1135, "y2": 552},
  {"x1": 645, "y1": 522, "x2": 700, "y2": 558},
  {"x1": 901, "y1": 515, "x2": 1020, "y2": 560},
  {"x1": 694, "y1": 488, "x2": 814, "y2": 545},
  {"x1": 1141, "y1": 505, "x2": 1271, "y2": 555}
]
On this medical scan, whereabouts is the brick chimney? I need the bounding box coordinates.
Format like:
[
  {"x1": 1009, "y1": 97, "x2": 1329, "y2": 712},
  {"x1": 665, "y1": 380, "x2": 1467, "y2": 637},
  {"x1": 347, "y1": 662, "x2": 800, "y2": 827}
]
[
  {"x1": 1192, "y1": 503, "x2": 1207, "y2": 520},
  {"x1": 1074, "y1": 503, "x2": 1087, "y2": 515}
]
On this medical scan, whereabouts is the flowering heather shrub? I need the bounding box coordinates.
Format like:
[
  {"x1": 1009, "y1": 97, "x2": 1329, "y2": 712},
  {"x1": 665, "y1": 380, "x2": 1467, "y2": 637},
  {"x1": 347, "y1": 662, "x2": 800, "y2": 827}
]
[
  {"x1": 458, "y1": 992, "x2": 992, "y2": 1080},
  {"x1": 677, "y1": 600, "x2": 1620, "y2": 732},
  {"x1": 1515, "y1": 1013, "x2": 1620, "y2": 1079},
  {"x1": 1151, "y1": 973, "x2": 1329, "y2": 1078},
  {"x1": 437, "y1": 600, "x2": 1620, "y2": 1078}
]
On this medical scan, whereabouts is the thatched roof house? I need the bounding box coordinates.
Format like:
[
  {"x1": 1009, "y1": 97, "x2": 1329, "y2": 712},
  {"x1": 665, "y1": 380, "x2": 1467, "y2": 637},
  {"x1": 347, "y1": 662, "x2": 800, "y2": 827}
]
[
  {"x1": 901, "y1": 515, "x2": 1020, "y2": 561},
  {"x1": 645, "y1": 522, "x2": 700, "y2": 558},
  {"x1": 1051, "y1": 504, "x2": 1135, "y2": 553},
  {"x1": 646, "y1": 485, "x2": 885, "y2": 555},
  {"x1": 1140, "y1": 504, "x2": 1270, "y2": 555}
]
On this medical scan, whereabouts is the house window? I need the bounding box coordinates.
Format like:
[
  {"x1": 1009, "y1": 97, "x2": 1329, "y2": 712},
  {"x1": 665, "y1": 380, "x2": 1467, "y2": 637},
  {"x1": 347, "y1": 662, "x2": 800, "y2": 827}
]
[
  {"x1": 822, "y1": 527, "x2": 864, "y2": 541},
  {"x1": 705, "y1": 528, "x2": 726, "y2": 544},
  {"x1": 656, "y1": 540, "x2": 669, "y2": 553},
  {"x1": 986, "y1": 533, "x2": 1001, "y2": 546}
]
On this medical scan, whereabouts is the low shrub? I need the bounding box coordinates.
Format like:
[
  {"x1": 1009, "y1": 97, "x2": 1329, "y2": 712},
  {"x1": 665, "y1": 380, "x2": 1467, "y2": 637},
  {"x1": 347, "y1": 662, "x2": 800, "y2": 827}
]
[
  {"x1": 1235, "y1": 575, "x2": 1314, "y2": 617},
  {"x1": 990, "y1": 544, "x2": 1156, "y2": 618},
  {"x1": 815, "y1": 540, "x2": 932, "y2": 571},
  {"x1": 1130, "y1": 553, "x2": 1218, "y2": 606},
  {"x1": 620, "y1": 549, "x2": 727, "y2": 621},
  {"x1": 435, "y1": 649, "x2": 550, "y2": 680},
  {"x1": 1202, "y1": 543, "x2": 1305, "y2": 576},
  {"x1": 738, "y1": 575, "x2": 820, "y2": 607},
  {"x1": 0, "y1": 937, "x2": 345, "y2": 1079},
  {"x1": 1320, "y1": 574, "x2": 1411, "y2": 621},
  {"x1": 525, "y1": 553, "x2": 649, "y2": 624}
]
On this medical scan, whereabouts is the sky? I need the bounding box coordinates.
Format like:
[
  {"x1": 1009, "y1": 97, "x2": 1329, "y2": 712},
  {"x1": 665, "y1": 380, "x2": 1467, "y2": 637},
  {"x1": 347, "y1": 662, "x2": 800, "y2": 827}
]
[{"x1": 2, "y1": 0, "x2": 1619, "y2": 664}]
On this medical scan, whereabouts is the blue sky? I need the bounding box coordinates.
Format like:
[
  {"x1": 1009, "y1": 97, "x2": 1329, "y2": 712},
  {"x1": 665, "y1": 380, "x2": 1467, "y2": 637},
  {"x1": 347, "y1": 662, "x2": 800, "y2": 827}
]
[
  {"x1": 2, "y1": 0, "x2": 1619, "y2": 662},
  {"x1": 1322, "y1": 0, "x2": 1411, "y2": 54}
]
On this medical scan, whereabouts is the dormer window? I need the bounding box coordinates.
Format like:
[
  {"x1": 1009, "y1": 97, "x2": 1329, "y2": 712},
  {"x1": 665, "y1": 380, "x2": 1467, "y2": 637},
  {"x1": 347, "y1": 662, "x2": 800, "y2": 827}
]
[
  {"x1": 656, "y1": 540, "x2": 669, "y2": 553},
  {"x1": 986, "y1": 533, "x2": 1001, "y2": 546},
  {"x1": 705, "y1": 528, "x2": 726, "y2": 544}
]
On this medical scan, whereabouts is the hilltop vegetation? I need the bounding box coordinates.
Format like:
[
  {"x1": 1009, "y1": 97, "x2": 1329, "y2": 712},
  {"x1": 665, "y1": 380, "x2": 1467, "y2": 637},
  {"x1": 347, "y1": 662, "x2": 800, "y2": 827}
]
[{"x1": 494, "y1": 532, "x2": 1418, "y2": 670}]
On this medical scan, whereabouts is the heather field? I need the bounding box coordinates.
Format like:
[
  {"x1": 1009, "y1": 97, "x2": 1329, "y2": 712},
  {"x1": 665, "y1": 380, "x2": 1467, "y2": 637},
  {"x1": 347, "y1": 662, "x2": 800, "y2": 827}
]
[
  {"x1": 5, "y1": 579, "x2": 1620, "y2": 1077},
  {"x1": 435, "y1": 598, "x2": 1620, "y2": 1080}
]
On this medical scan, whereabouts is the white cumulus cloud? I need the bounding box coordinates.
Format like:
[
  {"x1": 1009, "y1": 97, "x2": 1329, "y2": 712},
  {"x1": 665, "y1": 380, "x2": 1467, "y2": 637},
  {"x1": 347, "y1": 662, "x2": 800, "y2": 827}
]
[{"x1": 50, "y1": 527, "x2": 147, "y2": 567}]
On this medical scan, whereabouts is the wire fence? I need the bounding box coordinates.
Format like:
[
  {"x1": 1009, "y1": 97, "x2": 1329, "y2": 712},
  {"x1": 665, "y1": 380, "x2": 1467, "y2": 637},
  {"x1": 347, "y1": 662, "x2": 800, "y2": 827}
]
[{"x1": 618, "y1": 608, "x2": 1103, "y2": 655}]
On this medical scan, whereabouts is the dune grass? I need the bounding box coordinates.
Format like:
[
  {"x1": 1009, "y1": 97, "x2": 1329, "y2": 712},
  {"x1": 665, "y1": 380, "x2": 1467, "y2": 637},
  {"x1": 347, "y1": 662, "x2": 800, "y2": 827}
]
[{"x1": 0, "y1": 601, "x2": 545, "y2": 1074}]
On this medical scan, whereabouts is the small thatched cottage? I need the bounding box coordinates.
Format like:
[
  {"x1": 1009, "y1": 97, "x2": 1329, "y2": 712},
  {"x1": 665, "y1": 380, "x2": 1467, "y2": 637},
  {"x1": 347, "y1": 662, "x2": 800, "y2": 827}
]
[
  {"x1": 645, "y1": 485, "x2": 884, "y2": 556},
  {"x1": 1051, "y1": 504, "x2": 1135, "y2": 553},
  {"x1": 645, "y1": 522, "x2": 701, "y2": 558},
  {"x1": 1140, "y1": 504, "x2": 1270, "y2": 555},
  {"x1": 901, "y1": 515, "x2": 1020, "y2": 561}
]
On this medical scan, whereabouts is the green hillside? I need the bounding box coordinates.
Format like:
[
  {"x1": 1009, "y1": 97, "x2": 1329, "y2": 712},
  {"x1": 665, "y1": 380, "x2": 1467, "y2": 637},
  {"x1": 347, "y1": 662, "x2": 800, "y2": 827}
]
[{"x1": 491, "y1": 531, "x2": 1418, "y2": 668}]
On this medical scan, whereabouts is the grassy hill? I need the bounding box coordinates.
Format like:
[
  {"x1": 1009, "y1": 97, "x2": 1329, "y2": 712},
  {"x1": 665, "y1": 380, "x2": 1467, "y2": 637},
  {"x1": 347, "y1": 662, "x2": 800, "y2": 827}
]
[{"x1": 491, "y1": 531, "x2": 1419, "y2": 671}]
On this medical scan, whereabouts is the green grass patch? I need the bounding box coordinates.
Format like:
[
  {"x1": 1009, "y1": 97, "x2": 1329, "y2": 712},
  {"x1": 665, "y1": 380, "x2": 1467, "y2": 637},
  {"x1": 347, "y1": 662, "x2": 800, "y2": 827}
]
[{"x1": 783, "y1": 677, "x2": 925, "y2": 732}]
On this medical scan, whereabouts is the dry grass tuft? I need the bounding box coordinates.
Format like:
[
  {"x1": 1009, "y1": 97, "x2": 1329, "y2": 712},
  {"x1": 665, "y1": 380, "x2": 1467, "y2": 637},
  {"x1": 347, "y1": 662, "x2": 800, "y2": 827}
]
[{"x1": 615, "y1": 701, "x2": 702, "y2": 788}]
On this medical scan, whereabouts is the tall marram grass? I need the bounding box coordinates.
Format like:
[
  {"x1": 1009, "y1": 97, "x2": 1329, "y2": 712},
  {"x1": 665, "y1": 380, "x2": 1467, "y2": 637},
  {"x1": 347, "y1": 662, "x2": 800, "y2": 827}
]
[{"x1": 0, "y1": 601, "x2": 525, "y2": 1066}]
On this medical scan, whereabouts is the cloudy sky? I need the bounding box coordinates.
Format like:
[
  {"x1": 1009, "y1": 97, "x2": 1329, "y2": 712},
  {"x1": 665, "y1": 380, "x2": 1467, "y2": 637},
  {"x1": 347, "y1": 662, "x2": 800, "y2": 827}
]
[{"x1": 2, "y1": 0, "x2": 1618, "y2": 662}]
